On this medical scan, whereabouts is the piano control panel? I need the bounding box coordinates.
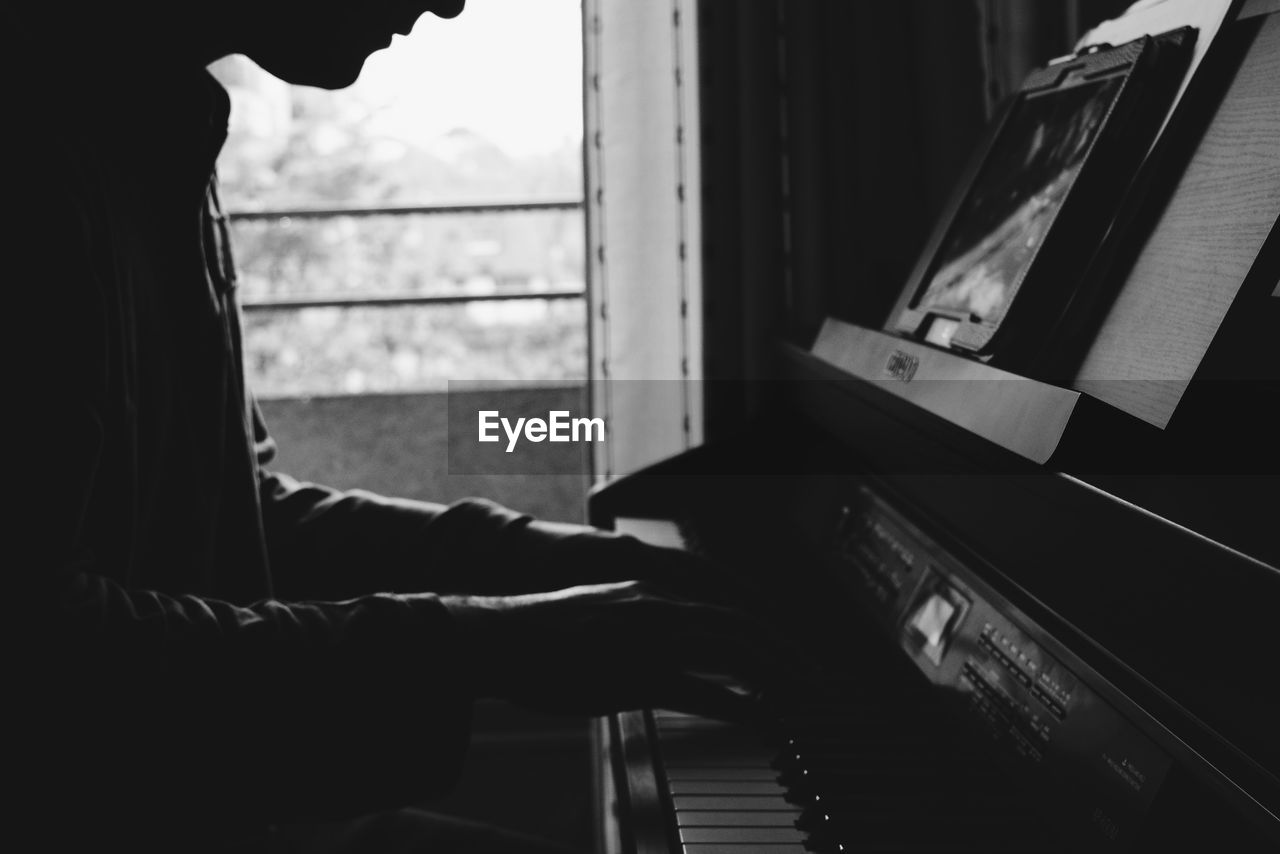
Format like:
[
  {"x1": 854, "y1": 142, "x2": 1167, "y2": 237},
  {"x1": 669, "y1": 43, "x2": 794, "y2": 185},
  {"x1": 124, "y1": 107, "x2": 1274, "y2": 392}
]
[{"x1": 830, "y1": 486, "x2": 1175, "y2": 850}]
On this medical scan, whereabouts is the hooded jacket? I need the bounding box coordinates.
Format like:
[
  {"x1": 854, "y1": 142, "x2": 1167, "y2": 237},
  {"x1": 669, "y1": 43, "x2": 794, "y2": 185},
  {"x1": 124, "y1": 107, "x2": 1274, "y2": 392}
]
[{"x1": 8, "y1": 60, "x2": 601, "y2": 843}]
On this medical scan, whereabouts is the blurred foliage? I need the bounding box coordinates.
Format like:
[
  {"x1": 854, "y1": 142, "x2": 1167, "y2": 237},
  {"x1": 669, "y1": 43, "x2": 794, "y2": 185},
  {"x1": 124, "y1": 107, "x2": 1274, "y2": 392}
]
[
  {"x1": 212, "y1": 58, "x2": 583, "y2": 210},
  {"x1": 210, "y1": 56, "x2": 586, "y2": 398},
  {"x1": 244, "y1": 301, "x2": 587, "y2": 397},
  {"x1": 229, "y1": 212, "x2": 584, "y2": 302}
]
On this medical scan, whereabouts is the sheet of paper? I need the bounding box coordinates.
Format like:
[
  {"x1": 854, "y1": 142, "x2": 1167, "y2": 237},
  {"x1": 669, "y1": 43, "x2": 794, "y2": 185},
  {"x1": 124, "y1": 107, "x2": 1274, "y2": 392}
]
[
  {"x1": 1071, "y1": 2, "x2": 1279, "y2": 426},
  {"x1": 1076, "y1": 0, "x2": 1235, "y2": 144}
]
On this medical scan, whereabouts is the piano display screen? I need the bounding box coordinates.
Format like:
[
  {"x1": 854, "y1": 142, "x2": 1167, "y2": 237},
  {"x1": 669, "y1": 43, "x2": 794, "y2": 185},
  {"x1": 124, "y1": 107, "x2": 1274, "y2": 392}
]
[
  {"x1": 911, "y1": 77, "x2": 1123, "y2": 331},
  {"x1": 904, "y1": 580, "x2": 969, "y2": 666}
]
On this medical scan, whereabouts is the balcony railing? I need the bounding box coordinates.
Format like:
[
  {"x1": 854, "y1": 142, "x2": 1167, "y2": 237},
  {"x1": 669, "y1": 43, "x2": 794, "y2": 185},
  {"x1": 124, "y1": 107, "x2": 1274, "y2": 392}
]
[
  {"x1": 228, "y1": 199, "x2": 583, "y2": 221},
  {"x1": 228, "y1": 199, "x2": 585, "y2": 313},
  {"x1": 228, "y1": 199, "x2": 588, "y2": 397}
]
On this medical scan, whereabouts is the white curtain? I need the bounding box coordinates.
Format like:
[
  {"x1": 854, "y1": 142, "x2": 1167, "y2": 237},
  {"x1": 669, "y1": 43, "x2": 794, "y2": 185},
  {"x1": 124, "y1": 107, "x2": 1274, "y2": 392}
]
[{"x1": 584, "y1": 0, "x2": 705, "y2": 481}]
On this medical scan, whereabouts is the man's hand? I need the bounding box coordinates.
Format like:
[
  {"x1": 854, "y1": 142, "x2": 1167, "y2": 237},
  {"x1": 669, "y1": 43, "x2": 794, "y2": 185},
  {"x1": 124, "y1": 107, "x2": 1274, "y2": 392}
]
[
  {"x1": 443, "y1": 581, "x2": 792, "y2": 720},
  {"x1": 419, "y1": 500, "x2": 765, "y2": 606}
]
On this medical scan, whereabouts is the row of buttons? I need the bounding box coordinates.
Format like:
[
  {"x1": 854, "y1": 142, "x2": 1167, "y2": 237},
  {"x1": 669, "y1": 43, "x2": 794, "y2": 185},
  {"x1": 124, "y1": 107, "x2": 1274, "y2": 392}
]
[
  {"x1": 981, "y1": 623, "x2": 1038, "y2": 671},
  {"x1": 962, "y1": 661, "x2": 1019, "y2": 715},
  {"x1": 960, "y1": 662, "x2": 1050, "y2": 757},
  {"x1": 1035, "y1": 669, "x2": 1073, "y2": 710},
  {"x1": 846, "y1": 534, "x2": 909, "y2": 590},
  {"x1": 962, "y1": 660, "x2": 1053, "y2": 742},
  {"x1": 1008, "y1": 722, "x2": 1046, "y2": 764},
  {"x1": 854, "y1": 561, "x2": 896, "y2": 605},
  {"x1": 843, "y1": 527, "x2": 912, "y2": 612},
  {"x1": 978, "y1": 631, "x2": 1034, "y2": 689},
  {"x1": 981, "y1": 623, "x2": 1068, "y2": 721},
  {"x1": 960, "y1": 666, "x2": 1012, "y2": 727},
  {"x1": 1032, "y1": 685, "x2": 1067, "y2": 721}
]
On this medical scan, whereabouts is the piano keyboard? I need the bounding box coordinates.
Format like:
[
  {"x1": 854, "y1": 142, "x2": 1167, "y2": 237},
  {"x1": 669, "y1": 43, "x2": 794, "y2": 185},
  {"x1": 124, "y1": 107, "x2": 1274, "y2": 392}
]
[
  {"x1": 601, "y1": 497, "x2": 1278, "y2": 853},
  {"x1": 614, "y1": 672, "x2": 1067, "y2": 854},
  {"x1": 656, "y1": 711, "x2": 804, "y2": 854}
]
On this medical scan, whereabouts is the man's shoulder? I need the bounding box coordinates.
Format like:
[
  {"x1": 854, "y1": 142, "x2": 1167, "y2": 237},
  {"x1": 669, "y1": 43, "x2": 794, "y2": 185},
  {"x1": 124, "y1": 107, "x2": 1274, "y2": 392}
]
[
  {"x1": 8, "y1": 135, "x2": 101, "y2": 250},
  {"x1": 8, "y1": 93, "x2": 107, "y2": 216},
  {"x1": 4, "y1": 103, "x2": 115, "y2": 329}
]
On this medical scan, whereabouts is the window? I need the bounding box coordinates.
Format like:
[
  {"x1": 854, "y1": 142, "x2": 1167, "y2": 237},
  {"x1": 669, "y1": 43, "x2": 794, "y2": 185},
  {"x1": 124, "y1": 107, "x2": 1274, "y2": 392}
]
[{"x1": 210, "y1": 0, "x2": 586, "y2": 398}]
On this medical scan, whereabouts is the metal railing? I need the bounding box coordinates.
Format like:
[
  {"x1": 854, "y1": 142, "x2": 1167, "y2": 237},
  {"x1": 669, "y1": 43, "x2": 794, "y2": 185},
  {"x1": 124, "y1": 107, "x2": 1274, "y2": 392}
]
[
  {"x1": 227, "y1": 198, "x2": 583, "y2": 222},
  {"x1": 228, "y1": 199, "x2": 586, "y2": 313},
  {"x1": 241, "y1": 289, "x2": 586, "y2": 312}
]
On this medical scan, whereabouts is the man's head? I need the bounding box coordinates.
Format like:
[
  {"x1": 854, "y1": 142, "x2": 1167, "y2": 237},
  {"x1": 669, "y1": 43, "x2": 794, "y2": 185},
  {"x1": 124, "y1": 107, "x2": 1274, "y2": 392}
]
[
  {"x1": 8, "y1": 0, "x2": 466, "y2": 89},
  {"x1": 234, "y1": 0, "x2": 467, "y2": 89}
]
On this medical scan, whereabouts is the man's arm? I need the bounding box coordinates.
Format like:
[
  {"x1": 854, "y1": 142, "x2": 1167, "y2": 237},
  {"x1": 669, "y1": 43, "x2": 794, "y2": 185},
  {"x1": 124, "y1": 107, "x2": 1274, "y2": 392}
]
[
  {"x1": 12, "y1": 149, "x2": 781, "y2": 844},
  {"x1": 255, "y1": 406, "x2": 685, "y2": 601},
  {"x1": 22, "y1": 566, "x2": 472, "y2": 832},
  {"x1": 13, "y1": 176, "x2": 471, "y2": 834}
]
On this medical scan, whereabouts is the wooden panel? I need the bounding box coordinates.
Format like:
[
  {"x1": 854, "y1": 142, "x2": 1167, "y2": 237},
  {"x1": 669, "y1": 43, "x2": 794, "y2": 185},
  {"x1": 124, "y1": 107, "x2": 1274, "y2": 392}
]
[
  {"x1": 1072, "y1": 13, "x2": 1280, "y2": 427},
  {"x1": 809, "y1": 319, "x2": 1082, "y2": 464},
  {"x1": 615, "y1": 710, "x2": 676, "y2": 854}
]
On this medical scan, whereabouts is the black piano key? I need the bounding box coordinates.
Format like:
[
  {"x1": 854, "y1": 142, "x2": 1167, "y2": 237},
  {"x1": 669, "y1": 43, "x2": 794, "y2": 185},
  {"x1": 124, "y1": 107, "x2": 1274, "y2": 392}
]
[
  {"x1": 782, "y1": 733, "x2": 930, "y2": 754},
  {"x1": 663, "y1": 751, "x2": 777, "y2": 766},
  {"x1": 779, "y1": 723, "x2": 935, "y2": 745},
  {"x1": 794, "y1": 789, "x2": 1019, "y2": 819},
  {"x1": 805, "y1": 838, "x2": 1046, "y2": 854},
  {"x1": 776, "y1": 734, "x2": 937, "y2": 753},
  {"x1": 661, "y1": 740, "x2": 774, "y2": 753},
  {"x1": 807, "y1": 811, "x2": 1052, "y2": 851},
  {"x1": 783, "y1": 766, "x2": 1007, "y2": 796},
  {"x1": 781, "y1": 751, "x2": 961, "y2": 771},
  {"x1": 648, "y1": 665, "x2": 1058, "y2": 853},
  {"x1": 614, "y1": 518, "x2": 1077, "y2": 854},
  {"x1": 657, "y1": 721, "x2": 746, "y2": 734},
  {"x1": 795, "y1": 797, "x2": 1007, "y2": 832},
  {"x1": 774, "y1": 749, "x2": 947, "y2": 776}
]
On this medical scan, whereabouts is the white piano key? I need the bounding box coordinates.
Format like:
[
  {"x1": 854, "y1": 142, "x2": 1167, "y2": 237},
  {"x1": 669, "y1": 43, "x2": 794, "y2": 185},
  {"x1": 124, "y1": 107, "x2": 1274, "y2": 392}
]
[
  {"x1": 664, "y1": 759, "x2": 776, "y2": 768},
  {"x1": 668, "y1": 781, "x2": 787, "y2": 795},
  {"x1": 676, "y1": 811, "x2": 802, "y2": 828},
  {"x1": 682, "y1": 845, "x2": 806, "y2": 854},
  {"x1": 680, "y1": 827, "x2": 806, "y2": 844},
  {"x1": 673, "y1": 795, "x2": 792, "y2": 811}
]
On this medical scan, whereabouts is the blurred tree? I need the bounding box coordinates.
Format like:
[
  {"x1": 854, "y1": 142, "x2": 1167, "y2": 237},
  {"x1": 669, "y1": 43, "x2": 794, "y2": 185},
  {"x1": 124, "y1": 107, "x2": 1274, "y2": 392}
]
[{"x1": 209, "y1": 56, "x2": 586, "y2": 398}]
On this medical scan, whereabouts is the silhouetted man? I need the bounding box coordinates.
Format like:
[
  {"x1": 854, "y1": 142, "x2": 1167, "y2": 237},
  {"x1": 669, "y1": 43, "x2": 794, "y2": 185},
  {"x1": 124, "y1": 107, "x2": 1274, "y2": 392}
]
[{"x1": 5, "y1": 2, "x2": 774, "y2": 850}]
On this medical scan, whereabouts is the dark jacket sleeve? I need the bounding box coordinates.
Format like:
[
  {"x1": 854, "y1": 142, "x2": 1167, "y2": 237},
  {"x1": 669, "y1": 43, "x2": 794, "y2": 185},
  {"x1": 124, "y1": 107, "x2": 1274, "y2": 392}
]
[
  {"x1": 12, "y1": 160, "x2": 470, "y2": 839},
  {"x1": 255, "y1": 417, "x2": 667, "y2": 601}
]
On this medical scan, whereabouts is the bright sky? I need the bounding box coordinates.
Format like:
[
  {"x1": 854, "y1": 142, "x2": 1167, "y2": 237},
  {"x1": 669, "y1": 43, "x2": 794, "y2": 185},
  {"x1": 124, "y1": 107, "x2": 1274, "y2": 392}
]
[{"x1": 355, "y1": 0, "x2": 584, "y2": 157}]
